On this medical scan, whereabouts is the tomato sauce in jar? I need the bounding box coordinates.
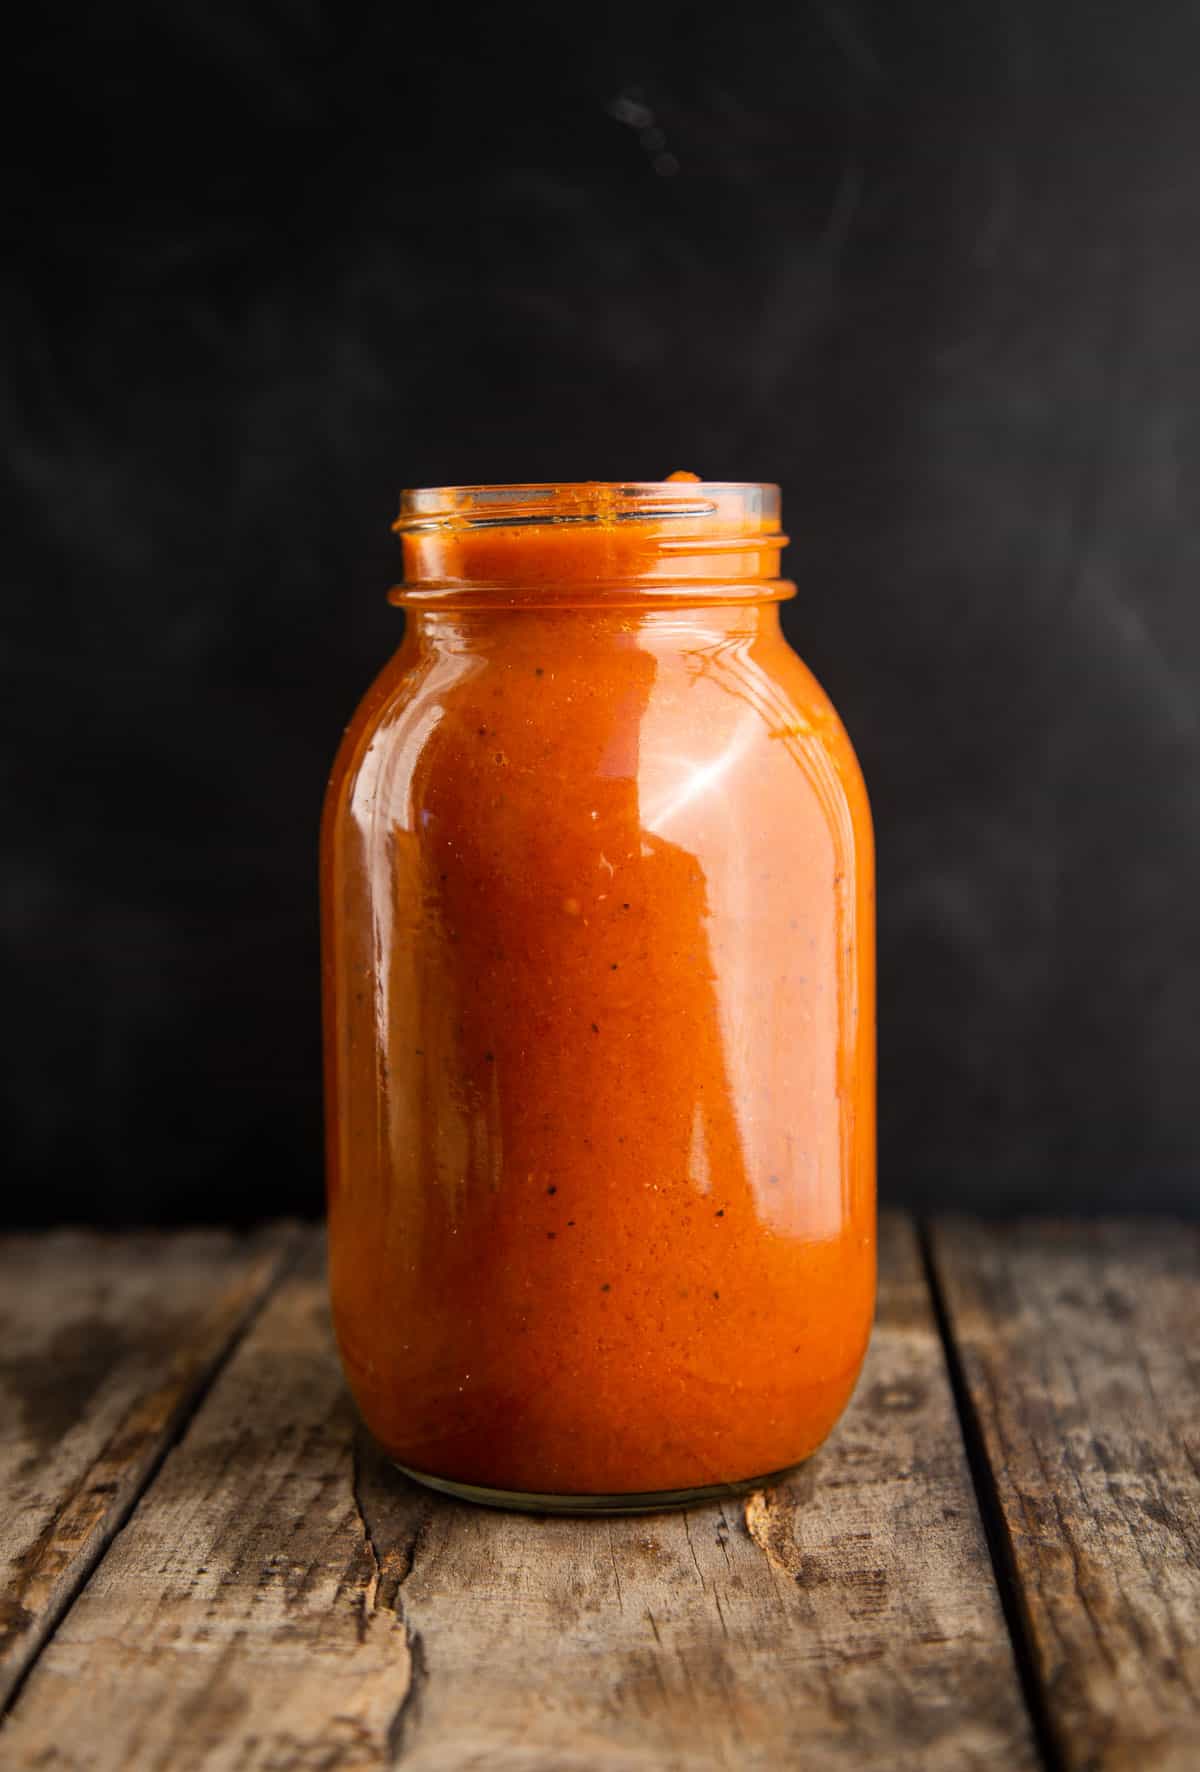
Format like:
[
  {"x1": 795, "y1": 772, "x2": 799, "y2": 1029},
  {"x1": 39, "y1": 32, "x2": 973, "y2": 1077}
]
[{"x1": 321, "y1": 480, "x2": 875, "y2": 1509}]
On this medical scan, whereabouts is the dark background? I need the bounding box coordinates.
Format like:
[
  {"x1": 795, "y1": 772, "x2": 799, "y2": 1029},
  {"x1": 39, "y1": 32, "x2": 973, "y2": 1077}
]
[{"x1": 3, "y1": 1, "x2": 1198, "y2": 1226}]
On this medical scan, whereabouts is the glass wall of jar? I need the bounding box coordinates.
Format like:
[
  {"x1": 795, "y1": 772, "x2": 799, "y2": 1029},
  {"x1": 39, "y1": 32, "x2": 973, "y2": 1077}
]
[{"x1": 321, "y1": 480, "x2": 875, "y2": 1511}]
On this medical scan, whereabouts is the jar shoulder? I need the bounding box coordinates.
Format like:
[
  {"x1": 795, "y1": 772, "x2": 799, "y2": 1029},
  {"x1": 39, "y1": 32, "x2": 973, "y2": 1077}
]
[
  {"x1": 324, "y1": 626, "x2": 872, "y2": 864},
  {"x1": 321, "y1": 634, "x2": 444, "y2": 833},
  {"x1": 766, "y1": 637, "x2": 875, "y2": 845}
]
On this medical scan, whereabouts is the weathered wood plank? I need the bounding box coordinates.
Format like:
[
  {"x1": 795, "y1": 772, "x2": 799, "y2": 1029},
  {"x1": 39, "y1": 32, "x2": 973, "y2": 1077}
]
[
  {"x1": 1, "y1": 1216, "x2": 1036, "y2": 1770},
  {"x1": 0, "y1": 1226, "x2": 296, "y2": 1715},
  {"x1": 0, "y1": 1236, "x2": 418, "y2": 1772},
  {"x1": 930, "y1": 1218, "x2": 1200, "y2": 1772},
  {"x1": 380, "y1": 1214, "x2": 1037, "y2": 1772}
]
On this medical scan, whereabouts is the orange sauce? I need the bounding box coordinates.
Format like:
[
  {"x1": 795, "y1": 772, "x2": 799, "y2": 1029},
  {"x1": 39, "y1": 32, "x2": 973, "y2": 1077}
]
[{"x1": 322, "y1": 483, "x2": 875, "y2": 1499}]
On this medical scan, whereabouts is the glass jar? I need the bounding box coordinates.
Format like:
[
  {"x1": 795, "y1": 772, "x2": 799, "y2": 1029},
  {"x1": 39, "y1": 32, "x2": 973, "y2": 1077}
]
[{"x1": 321, "y1": 480, "x2": 875, "y2": 1511}]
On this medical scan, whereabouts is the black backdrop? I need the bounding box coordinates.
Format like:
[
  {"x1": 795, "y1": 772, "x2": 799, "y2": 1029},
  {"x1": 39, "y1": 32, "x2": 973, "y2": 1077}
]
[{"x1": 4, "y1": 1, "x2": 1198, "y2": 1225}]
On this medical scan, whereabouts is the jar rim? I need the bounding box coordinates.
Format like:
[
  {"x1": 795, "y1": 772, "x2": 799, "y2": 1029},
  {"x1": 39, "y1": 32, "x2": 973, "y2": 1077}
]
[
  {"x1": 394, "y1": 481, "x2": 783, "y2": 536},
  {"x1": 391, "y1": 480, "x2": 791, "y2": 606}
]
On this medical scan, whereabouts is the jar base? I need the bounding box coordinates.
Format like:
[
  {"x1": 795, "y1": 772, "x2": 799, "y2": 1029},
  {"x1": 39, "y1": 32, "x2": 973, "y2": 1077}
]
[{"x1": 393, "y1": 1460, "x2": 805, "y2": 1515}]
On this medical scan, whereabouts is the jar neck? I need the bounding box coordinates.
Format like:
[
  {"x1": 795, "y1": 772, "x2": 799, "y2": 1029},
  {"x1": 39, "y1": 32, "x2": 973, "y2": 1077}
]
[
  {"x1": 390, "y1": 481, "x2": 793, "y2": 610},
  {"x1": 405, "y1": 601, "x2": 786, "y2": 656}
]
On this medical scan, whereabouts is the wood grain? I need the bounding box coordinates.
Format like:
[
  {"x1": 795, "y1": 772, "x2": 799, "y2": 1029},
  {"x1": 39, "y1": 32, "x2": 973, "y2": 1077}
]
[
  {"x1": 1, "y1": 1214, "x2": 1035, "y2": 1771},
  {"x1": 930, "y1": 1218, "x2": 1200, "y2": 1772},
  {"x1": 0, "y1": 1226, "x2": 295, "y2": 1715}
]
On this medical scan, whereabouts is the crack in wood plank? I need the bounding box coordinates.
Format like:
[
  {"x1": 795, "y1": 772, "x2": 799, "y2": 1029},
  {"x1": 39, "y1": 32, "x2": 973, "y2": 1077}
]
[{"x1": 351, "y1": 1428, "x2": 434, "y2": 1760}]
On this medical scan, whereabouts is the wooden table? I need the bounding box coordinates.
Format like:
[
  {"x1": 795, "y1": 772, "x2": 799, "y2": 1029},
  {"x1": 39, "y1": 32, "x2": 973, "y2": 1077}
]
[{"x1": 0, "y1": 1215, "x2": 1196, "y2": 1770}]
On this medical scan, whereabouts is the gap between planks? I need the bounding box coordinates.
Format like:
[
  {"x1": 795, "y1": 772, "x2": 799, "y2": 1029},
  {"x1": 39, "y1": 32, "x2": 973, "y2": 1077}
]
[
  {"x1": 919, "y1": 1220, "x2": 1066, "y2": 1772},
  {"x1": 928, "y1": 1217, "x2": 1200, "y2": 1772}
]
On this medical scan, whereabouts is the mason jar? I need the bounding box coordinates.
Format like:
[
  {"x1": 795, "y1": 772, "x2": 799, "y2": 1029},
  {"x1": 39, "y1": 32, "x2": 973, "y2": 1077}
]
[{"x1": 321, "y1": 479, "x2": 875, "y2": 1511}]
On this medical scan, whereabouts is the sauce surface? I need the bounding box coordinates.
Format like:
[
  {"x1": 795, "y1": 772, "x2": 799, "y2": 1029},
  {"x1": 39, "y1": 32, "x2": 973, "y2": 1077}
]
[{"x1": 322, "y1": 493, "x2": 875, "y2": 1496}]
